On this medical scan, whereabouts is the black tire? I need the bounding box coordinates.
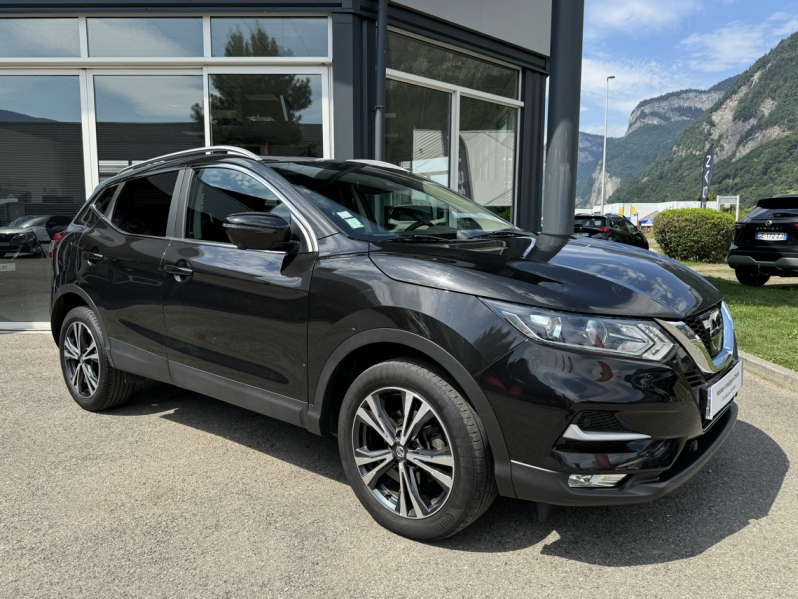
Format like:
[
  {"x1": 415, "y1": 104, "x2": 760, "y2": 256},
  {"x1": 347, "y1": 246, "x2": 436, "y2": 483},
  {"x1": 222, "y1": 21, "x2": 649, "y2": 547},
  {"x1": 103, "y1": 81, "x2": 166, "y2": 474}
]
[
  {"x1": 735, "y1": 267, "x2": 770, "y2": 287},
  {"x1": 59, "y1": 306, "x2": 135, "y2": 411},
  {"x1": 338, "y1": 358, "x2": 497, "y2": 541}
]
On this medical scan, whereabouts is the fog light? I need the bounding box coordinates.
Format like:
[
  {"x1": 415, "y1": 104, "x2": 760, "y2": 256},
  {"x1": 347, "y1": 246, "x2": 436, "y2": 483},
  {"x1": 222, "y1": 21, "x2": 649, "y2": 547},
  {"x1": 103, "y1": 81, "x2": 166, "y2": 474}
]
[{"x1": 568, "y1": 474, "x2": 627, "y2": 488}]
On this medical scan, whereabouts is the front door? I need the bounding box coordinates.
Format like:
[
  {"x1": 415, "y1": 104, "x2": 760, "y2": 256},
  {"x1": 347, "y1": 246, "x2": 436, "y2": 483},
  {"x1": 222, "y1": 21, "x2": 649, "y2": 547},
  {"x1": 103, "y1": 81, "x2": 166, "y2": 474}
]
[{"x1": 162, "y1": 165, "x2": 314, "y2": 402}]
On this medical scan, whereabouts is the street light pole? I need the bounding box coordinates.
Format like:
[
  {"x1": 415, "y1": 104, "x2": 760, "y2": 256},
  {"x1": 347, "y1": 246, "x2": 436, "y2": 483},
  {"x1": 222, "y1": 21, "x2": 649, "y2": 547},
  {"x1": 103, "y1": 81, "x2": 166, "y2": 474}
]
[{"x1": 600, "y1": 75, "x2": 615, "y2": 214}]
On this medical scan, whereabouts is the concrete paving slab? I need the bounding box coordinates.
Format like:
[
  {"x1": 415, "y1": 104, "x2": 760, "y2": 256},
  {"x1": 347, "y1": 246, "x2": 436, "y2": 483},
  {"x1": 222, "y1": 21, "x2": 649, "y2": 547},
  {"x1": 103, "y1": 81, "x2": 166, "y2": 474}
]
[{"x1": 1, "y1": 333, "x2": 796, "y2": 598}]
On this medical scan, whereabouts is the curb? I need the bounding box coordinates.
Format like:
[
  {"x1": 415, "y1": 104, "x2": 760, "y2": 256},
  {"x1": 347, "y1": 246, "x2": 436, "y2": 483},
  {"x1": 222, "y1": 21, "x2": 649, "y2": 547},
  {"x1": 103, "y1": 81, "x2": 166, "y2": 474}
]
[{"x1": 739, "y1": 350, "x2": 798, "y2": 390}]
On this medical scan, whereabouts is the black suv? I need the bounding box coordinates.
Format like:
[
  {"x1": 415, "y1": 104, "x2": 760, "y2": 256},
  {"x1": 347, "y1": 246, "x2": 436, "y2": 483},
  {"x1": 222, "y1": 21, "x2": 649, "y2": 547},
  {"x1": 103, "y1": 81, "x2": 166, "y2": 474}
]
[
  {"x1": 51, "y1": 147, "x2": 741, "y2": 541},
  {"x1": 728, "y1": 196, "x2": 798, "y2": 286},
  {"x1": 573, "y1": 213, "x2": 649, "y2": 249}
]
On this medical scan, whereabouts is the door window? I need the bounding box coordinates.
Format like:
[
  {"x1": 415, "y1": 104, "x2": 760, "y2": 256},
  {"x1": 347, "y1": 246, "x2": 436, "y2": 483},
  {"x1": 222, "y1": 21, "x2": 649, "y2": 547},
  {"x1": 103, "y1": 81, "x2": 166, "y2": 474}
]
[
  {"x1": 110, "y1": 171, "x2": 178, "y2": 237},
  {"x1": 185, "y1": 167, "x2": 291, "y2": 244}
]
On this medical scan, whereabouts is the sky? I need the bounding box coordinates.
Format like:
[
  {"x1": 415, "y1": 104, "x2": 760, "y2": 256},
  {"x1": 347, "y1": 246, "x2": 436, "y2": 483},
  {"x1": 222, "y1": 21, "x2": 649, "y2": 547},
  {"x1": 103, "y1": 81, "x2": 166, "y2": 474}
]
[{"x1": 580, "y1": 0, "x2": 798, "y2": 137}]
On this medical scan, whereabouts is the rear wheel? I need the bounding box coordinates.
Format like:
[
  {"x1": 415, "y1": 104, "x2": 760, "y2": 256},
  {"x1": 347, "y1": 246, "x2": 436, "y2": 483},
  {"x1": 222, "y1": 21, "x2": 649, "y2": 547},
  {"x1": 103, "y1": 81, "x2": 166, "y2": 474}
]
[
  {"x1": 59, "y1": 306, "x2": 135, "y2": 411},
  {"x1": 735, "y1": 267, "x2": 770, "y2": 286},
  {"x1": 338, "y1": 358, "x2": 496, "y2": 541}
]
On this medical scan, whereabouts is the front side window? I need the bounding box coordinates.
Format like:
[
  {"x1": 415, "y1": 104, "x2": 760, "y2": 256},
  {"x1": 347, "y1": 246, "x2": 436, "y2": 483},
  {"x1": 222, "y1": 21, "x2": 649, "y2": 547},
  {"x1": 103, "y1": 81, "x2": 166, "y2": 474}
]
[
  {"x1": 270, "y1": 161, "x2": 515, "y2": 242},
  {"x1": 111, "y1": 172, "x2": 178, "y2": 237},
  {"x1": 185, "y1": 168, "x2": 290, "y2": 244}
]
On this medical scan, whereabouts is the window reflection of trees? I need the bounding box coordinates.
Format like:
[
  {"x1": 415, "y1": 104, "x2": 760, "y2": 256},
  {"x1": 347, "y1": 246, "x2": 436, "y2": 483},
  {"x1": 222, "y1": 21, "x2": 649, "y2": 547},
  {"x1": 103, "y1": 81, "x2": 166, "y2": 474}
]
[{"x1": 191, "y1": 24, "x2": 320, "y2": 157}]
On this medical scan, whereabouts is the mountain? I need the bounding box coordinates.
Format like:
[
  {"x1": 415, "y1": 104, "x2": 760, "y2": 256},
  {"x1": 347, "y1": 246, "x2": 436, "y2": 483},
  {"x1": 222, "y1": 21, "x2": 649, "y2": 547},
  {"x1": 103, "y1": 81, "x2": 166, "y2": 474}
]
[
  {"x1": 610, "y1": 33, "x2": 798, "y2": 208},
  {"x1": 575, "y1": 76, "x2": 740, "y2": 208},
  {"x1": 576, "y1": 131, "x2": 617, "y2": 183},
  {"x1": 0, "y1": 109, "x2": 54, "y2": 123}
]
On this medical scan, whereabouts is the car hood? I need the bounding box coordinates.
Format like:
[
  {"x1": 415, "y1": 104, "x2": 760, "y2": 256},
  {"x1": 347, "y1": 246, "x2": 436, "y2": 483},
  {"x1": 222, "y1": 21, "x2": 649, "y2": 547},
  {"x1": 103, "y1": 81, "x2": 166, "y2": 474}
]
[
  {"x1": 0, "y1": 227, "x2": 35, "y2": 236},
  {"x1": 369, "y1": 234, "x2": 722, "y2": 319}
]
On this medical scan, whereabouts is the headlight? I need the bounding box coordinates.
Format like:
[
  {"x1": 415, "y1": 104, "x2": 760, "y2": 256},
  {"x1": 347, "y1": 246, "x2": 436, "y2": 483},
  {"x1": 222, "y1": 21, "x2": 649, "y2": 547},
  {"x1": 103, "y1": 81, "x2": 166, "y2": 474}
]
[
  {"x1": 11, "y1": 232, "x2": 34, "y2": 243},
  {"x1": 482, "y1": 298, "x2": 674, "y2": 361}
]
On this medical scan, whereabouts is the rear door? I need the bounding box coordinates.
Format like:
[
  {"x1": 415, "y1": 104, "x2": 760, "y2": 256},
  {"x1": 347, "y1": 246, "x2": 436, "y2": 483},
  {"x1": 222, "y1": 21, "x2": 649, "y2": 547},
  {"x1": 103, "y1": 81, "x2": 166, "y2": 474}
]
[
  {"x1": 76, "y1": 169, "x2": 181, "y2": 383},
  {"x1": 162, "y1": 164, "x2": 316, "y2": 403}
]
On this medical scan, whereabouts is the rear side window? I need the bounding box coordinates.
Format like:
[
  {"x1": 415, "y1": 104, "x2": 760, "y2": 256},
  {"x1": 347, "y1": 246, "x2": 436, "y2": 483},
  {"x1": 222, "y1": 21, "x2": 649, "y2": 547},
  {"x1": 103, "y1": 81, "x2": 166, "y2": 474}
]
[
  {"x1": 185, "y1": 167, "x2": 290, "y2": 244},
  {"x1": 574, "y1": 217, "x2": 605, "y2": 228},
  {"x1": 111, "y1": 172, "x2": 178, "y2": 237}
]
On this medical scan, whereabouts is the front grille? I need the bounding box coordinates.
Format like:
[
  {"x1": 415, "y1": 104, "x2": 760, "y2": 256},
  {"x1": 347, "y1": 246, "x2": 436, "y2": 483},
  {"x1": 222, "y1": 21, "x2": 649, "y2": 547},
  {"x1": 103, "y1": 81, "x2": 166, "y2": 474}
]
[
  {"x1": 577, "y1": 411, "x2": 623, "y2": 431},
  {"x1": 684, "y1": 313, "x2": 713, "y2": 353}
]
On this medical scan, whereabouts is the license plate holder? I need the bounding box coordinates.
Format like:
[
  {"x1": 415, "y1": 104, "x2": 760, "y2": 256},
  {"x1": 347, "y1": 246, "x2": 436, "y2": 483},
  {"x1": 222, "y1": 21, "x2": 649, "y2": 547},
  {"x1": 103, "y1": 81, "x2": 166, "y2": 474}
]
[
  {"x1": 703, "y1": 361, "x2": 743, "y2": 420},
  {"x1": 755, "y1": 232, "x2": 787, "y2": 241}
]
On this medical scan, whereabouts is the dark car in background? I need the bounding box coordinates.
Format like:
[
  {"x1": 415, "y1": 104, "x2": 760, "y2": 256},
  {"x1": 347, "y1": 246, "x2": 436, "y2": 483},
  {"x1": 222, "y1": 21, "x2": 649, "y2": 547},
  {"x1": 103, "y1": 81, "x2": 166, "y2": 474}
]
[
  {"x1": 728, "y1": 196, "x2": 798, "y2": 286},
  {"x1": 0, "y1": 215, "x2": 71, "y2": 258},
  {"x1": 50, "y1": 147, "x2": 740, "y2": 541},
  {"x1": 574, "y1": 213, "x2": 649, "y2": 249}
]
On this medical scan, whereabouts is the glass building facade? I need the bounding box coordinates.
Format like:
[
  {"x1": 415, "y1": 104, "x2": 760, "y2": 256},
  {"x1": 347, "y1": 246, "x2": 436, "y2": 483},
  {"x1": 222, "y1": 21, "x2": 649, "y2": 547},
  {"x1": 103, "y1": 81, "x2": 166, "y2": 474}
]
[{"x1": 0, "y1": 4, "x2": 548, "y2": 328}]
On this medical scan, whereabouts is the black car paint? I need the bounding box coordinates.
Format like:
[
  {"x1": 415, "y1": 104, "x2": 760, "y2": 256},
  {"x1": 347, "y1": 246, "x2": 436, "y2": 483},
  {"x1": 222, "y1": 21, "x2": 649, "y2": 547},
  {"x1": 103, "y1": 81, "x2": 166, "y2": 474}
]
[{"x1": 52, "y1": 156, "x2": 738, "y2": 508}]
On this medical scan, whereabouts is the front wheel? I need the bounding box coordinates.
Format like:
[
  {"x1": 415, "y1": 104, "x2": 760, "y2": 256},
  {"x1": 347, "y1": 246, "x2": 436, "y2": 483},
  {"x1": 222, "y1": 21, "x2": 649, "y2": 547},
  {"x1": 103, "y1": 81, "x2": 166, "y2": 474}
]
[
  {"x1": 59, "y1": 306, "x2": 135, "y2": 411},
  {"x1": 735, "y1": 267, "x2": 770, "y2": 286},
  {"x1": 338, "y1": 358, "x2": 496, "y2": 541}
]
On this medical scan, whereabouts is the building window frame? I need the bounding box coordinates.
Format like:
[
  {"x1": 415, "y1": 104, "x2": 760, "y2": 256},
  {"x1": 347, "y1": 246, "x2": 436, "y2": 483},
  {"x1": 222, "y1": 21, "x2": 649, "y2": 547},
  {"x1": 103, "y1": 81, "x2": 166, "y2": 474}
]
[
  {"x1": 0, "y1": 13, "x2": 333, "y2": 328},
  {"x1": 385, "y1": 28, "x2": 523, "y2": 218}
]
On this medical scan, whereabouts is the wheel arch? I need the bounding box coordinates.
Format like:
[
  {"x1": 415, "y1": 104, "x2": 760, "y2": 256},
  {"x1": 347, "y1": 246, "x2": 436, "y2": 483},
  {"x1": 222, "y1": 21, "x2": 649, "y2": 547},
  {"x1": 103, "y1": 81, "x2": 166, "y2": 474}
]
[
  {"x1": 50, "y1": 285, "x2": 109, "y2": 354},
  {"x1": 306, "y1": 328, "x2": 515, "y2": 497}
]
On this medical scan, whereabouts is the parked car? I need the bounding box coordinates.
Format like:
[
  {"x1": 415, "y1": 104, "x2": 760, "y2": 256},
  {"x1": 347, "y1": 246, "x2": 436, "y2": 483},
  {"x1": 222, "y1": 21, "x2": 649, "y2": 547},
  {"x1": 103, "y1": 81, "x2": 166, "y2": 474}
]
[
  {"x1": 728, "y1": 196, "x2": 798, "y2": 286},
  {"x1": 573, "y1": 213, "x2": 649, "y2": 249},
  {"x1": 51, "y1": 147, "x2": 741, "y2": 541},
  {"x1": 0, "y1": 214, "x2": 71, "y2": 258}
]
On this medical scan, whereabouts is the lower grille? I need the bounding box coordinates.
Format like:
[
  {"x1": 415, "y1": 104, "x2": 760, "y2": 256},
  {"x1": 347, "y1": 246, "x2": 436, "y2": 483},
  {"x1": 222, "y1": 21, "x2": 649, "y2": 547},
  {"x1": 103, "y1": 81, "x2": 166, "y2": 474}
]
[{"x1": 577, "y1": 411, "x2": 624, "y2": 431}]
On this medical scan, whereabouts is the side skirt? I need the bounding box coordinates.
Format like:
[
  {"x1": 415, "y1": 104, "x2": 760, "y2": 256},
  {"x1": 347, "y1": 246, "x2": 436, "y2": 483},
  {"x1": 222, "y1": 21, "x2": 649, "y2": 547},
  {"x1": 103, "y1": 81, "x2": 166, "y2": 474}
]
[{"x1": 169, "y1": 360, "x2": 307, "y2": 428}]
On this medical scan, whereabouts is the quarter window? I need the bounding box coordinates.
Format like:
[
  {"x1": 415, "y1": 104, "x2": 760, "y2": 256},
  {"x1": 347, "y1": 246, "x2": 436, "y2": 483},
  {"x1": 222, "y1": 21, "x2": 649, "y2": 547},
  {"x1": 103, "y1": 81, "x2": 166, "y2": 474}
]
[
  {"x1": 111, "y1": 172, "x2": 178, "y2": 237},
  {"x1": 185, "y1": 168, "x2": 290, "y2": 244},
  {"x1": 93, "y1": 185, "x2": 118, "y2": 216}
]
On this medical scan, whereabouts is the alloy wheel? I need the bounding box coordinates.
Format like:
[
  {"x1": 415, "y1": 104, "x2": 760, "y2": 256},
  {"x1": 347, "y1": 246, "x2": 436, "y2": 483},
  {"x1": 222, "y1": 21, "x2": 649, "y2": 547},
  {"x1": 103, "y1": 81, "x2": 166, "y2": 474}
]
[
  {"x1": 351, "y1": 387, "x2": 455, "y2": 519},
  {"x1": 63, "y1": 321, "x2": 100, "y2": 398}
]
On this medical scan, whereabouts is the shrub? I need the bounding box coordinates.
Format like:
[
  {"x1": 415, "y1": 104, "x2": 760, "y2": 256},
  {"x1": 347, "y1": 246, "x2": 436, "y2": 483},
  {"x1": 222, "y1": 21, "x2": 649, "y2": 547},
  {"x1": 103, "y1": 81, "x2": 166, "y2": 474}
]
[{"x1": 653, "y1": 208, "x2": 734, "y2": 262}]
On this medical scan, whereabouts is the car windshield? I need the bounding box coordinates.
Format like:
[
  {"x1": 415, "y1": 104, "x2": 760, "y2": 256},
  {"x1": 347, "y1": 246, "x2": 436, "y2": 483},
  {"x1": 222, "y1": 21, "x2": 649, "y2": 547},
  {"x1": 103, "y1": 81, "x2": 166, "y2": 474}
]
[
  {"x1": 268, "y1": 161, "x2": 519, "y2": 242},
  {"x1": 8, "y1": 216, "x2": 47, "y2": 228}
]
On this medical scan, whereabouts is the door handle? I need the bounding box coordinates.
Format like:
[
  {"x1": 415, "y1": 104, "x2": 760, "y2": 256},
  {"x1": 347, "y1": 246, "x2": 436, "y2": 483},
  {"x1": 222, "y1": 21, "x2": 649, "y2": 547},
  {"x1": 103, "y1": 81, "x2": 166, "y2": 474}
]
[
  {"x1": 82, "y1": 251, "x2": 104, "y2": 264},
  {"x1": 164, "y1": 263, "x2": 193, "y2": 278}
]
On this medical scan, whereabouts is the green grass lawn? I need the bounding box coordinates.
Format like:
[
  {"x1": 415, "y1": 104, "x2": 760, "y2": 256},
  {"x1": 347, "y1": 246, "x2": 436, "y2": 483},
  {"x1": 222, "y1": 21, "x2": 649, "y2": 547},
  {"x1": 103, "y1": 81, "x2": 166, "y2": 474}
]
[{"x1": 702, "y1": 275, "x2": 798, "y2": 372}]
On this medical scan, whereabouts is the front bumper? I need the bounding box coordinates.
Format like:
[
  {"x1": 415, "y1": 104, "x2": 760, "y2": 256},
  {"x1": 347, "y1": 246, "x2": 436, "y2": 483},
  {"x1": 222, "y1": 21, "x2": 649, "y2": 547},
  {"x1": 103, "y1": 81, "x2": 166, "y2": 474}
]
[
  {"x1": 478, "y1": 332, "x2": 740, "y2": 505},
  {"x1": 510, "y1": 402, "x2": 736, "y2": 506}
]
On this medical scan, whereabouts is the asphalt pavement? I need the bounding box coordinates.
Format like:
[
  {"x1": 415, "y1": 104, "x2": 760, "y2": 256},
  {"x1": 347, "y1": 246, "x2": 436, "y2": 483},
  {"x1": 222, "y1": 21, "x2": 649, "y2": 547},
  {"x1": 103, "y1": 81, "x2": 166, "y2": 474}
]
[{"x1": 1, "y1": 332, "x2": 796, "y2": 598}]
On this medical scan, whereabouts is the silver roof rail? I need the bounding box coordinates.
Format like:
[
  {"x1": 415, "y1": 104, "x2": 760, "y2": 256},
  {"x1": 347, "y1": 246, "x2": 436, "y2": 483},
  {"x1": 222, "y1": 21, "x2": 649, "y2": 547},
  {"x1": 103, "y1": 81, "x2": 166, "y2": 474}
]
[
  {"x1": 346, "y1": 159, "x2": 408, "y2": 172},
  {"x1": 118, "y1": 145, "x2": 262, "y2": 175}
]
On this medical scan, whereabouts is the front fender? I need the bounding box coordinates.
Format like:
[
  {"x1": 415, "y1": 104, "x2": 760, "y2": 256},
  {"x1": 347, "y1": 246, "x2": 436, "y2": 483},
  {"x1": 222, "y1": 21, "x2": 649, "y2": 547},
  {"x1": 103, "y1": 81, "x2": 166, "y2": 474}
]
[{"x1": 306, "y1": 328, "x2": 516, "y2": 497}]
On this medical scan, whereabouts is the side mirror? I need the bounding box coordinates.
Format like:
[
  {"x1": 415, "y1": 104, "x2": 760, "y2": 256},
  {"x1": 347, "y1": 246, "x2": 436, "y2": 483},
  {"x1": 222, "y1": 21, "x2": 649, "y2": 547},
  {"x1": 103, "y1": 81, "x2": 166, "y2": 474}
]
[{"x1": 223, "y1": 212, "x2": 292, "y2": 251}]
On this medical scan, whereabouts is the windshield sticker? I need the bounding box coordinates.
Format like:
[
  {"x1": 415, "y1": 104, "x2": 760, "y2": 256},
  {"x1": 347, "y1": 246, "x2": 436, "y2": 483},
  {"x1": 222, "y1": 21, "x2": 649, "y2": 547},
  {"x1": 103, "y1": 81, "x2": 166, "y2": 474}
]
[
  {"x1": 344, "y1": 217, "x2": 364, "y2": 229},
  {"x1": 337, "y1": 210, "x2": 354, "y2": 219}
]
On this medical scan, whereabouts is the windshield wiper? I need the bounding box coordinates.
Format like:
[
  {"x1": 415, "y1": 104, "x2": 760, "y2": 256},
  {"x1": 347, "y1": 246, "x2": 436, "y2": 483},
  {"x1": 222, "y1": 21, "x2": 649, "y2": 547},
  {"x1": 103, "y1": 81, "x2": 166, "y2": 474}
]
[
  {"x1": 382, "y1": 234, "x2": 452, "y2": 243},
  {"x1": 464, "y1": 230, "x2": 530, "y2": 240}
]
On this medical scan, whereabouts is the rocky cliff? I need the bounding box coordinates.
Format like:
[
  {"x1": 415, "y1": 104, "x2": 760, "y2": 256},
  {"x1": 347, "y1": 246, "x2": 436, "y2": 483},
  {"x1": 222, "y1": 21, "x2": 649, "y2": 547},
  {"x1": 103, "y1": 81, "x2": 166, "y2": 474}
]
[{"x1": 576, "y1": 75, "x2": 740, "y2": 208}]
